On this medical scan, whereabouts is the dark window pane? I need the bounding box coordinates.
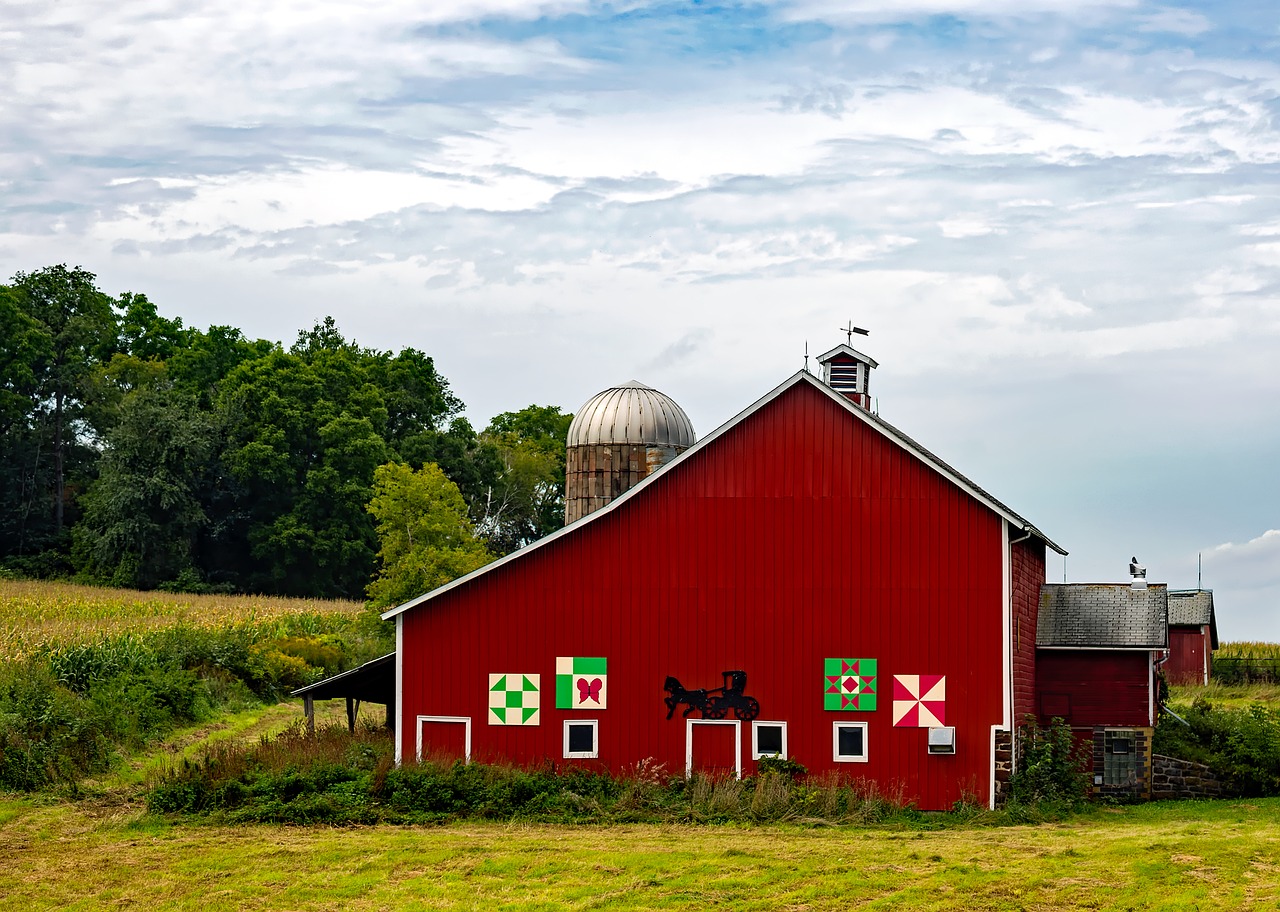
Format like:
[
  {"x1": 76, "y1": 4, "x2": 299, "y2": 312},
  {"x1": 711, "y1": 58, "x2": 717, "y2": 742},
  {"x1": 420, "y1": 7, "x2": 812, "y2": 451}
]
[
  {"x1": 838, "y1": 726, "x2": 864, "y2": 758},
  {"x1": 568, "y1": 724, "x2": 595, "y2": 754},
  {"x1": 756, "y1": 725, "x2": 783, "y2": 756}
]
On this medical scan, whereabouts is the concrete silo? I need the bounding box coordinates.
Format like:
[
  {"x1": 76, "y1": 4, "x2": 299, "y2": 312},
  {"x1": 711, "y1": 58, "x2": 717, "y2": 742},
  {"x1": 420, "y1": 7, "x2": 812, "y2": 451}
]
[{"x1": 564, "y1": 380, "x2": 696, "y2": 524}]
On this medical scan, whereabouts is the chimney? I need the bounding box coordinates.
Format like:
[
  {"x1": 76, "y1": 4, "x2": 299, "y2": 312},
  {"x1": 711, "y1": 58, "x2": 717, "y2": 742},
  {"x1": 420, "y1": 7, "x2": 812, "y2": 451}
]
[
  {"x1": 1129, "y1": 556, "x2": 1147, "y2": 590},
  {"x1": 817, "y1": 343, "x2": 878, "y2": 410}
]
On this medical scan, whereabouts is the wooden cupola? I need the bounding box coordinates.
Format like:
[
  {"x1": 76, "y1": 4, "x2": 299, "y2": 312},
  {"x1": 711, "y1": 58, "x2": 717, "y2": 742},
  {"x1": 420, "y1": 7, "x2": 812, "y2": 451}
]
[{"x1": 816, "y1": 343, "x2": 878, "y2": 410}]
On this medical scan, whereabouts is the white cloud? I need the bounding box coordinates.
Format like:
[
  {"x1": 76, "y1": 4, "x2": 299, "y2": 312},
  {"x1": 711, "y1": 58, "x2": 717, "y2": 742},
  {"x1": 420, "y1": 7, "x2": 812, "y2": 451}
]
[
  {"x1": 1136, "y1": 7, "x2": 1214, "y2": 36},
  {"x1": 1209, "y1": 530, "x2": 1280, "y2": 590}
]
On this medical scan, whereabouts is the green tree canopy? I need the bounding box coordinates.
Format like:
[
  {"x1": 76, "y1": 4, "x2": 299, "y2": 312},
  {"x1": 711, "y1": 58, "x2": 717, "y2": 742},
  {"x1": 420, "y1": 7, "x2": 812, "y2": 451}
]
[
  {"x1": 365, "y1": 462, "x2": 493, "y2": 609},
  {"x1": 475, "y1": 404, "x2": 572, "y2": 554}
]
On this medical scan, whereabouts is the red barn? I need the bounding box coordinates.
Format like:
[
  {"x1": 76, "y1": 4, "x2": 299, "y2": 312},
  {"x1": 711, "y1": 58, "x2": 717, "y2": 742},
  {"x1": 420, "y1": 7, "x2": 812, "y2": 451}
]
[
  {"x1": 1035, "y1": 582, "x2": 1167, "y2": 799},
  {"x1": 1166, "y1": 590, "x2": 1218, "y2": 686},
  {"x1": 383, "y1": 352, "x2": 1066, "y2": 811}
]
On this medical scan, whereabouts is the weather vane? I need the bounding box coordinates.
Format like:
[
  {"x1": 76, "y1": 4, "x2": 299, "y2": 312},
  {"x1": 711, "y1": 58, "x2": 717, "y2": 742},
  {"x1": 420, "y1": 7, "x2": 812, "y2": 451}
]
[{"x1": 841, "y1": 321, "x2": 870, "y2": 345}]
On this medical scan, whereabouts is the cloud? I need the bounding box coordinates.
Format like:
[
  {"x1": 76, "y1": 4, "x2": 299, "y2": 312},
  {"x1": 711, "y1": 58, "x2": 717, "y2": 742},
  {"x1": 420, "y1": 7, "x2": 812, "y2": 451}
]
[{"x1": 1208, "y1": 530, "x2": 1280, "y2": 591}]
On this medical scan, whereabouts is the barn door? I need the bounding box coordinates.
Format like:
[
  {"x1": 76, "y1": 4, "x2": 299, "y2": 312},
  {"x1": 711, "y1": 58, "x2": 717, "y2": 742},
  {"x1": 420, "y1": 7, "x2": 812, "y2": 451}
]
[
  {"x1": 686, "y1": 719, "x2": 741, "y2": 779},
  {"x1": 1187, "y1": 636, "x2": 1205, "y2": 684},
  {"x1": 417, "y1": 715, "x2": 471, "y2": 763}
]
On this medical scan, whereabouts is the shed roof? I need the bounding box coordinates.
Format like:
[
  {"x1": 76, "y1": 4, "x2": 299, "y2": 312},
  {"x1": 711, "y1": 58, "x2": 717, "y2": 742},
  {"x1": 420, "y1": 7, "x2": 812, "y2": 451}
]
[
  {"x1": 1169, "y1": 589, "x2": 1219, "y2": 648},
  {"x1": 291, "y1": 652, "x2": 396, "y2": 704},
  {"x1": 384, "y1": 370, "x2": 1065, "y2": 622},
  {"x1": 1037, "y1": 583, "x2": 1168, "y2": 649}
]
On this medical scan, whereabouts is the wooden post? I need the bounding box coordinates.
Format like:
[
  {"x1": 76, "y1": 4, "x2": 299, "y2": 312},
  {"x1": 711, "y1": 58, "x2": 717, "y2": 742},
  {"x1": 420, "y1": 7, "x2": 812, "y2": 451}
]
[
  {"x1": 304, "y1": 695, "x2": 315, "y2": 735},
  {"x1": 346, "y1": 697, "x2": 356, "y2": 733}
]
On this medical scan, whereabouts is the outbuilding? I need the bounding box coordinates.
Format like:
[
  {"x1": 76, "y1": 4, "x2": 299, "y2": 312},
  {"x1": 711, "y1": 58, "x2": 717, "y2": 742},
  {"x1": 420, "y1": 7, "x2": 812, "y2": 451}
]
[
  {"x1": 1166, "y1": 590, "x2": 1218, "y2": 686},
  {"x1": 1035, "y1": 581, "x2": 1168, "y2": 799}
]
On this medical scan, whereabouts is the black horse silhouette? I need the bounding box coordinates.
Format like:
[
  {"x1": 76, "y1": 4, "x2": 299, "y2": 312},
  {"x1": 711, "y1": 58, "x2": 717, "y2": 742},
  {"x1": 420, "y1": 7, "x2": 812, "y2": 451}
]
[{"x1": 664, "y1": 671, "x2": 760, "y2": 721}]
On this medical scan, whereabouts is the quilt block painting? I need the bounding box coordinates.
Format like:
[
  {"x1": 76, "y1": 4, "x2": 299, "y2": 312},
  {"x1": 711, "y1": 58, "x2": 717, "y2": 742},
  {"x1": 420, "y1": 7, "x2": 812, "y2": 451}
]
[
  {"x1": 824, "y1": 658, "x2": 878, "y2": 711},
  {"x1": 489, "y1": 673, "x2": 540, "y2": 725},
  {"x1": 892, "y1": 674, "x2": 945, "y2": 728},
  {"x1": 556, "y1": 656, "x2": 608, "y2": 709}
]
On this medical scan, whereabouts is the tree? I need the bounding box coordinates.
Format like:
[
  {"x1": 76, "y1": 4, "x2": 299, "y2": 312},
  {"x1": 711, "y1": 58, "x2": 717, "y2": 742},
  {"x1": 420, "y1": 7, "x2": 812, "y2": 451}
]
[
  {"x1": 3, "y1": 266, "x2": 117, "y2": 553},
  {"x1": 474, "y1": 405, "x2": 573, "y2": 553},
  {"x1": 72, "y1": 386, "x2": 216, "y2": 589},
  {"x1": 365, "y1": 462, "x2": 493, "y2": 608}
]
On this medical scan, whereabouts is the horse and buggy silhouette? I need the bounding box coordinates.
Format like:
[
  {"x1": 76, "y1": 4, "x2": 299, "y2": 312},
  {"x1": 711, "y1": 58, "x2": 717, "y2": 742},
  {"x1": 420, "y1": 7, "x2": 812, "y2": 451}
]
[{"x1": 663, "y1": 670, "x2": 760, "y2": 721}]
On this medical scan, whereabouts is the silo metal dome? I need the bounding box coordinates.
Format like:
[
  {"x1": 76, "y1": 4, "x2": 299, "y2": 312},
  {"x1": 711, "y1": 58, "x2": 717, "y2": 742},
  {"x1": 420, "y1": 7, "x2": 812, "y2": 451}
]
[{"x1": 566, "y1": 380, "x2": 696, "y2": 449}]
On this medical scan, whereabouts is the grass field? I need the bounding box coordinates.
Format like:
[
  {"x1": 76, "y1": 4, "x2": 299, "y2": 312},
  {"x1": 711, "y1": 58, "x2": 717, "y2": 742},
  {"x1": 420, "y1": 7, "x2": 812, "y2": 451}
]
[
  {"x1": 1, "y1": 796, "x2": 1277, "y2": 910},
  {"x1": 0, "y1": 579, "x2": 364, "y2": 658}
]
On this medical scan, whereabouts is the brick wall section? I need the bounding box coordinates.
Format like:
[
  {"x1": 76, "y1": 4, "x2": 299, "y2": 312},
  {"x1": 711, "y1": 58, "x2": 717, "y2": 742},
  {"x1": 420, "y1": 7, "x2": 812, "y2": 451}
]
[
  {"x1": 1151, "y1": 755, "x2": 1222, "y2": 800},
  {"x1": 1011, "y1": 538, "x2": 1046, "y2": 725}
]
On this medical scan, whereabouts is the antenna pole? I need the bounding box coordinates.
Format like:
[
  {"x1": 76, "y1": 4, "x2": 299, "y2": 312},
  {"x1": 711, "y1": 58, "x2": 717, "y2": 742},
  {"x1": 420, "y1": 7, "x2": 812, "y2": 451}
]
[
  {"x1": 804, "y1": 341, "x2": 809, "y2": 372},
  {"x1": 1198, "y1": 552, "x2": 1202, "y2": 589}
]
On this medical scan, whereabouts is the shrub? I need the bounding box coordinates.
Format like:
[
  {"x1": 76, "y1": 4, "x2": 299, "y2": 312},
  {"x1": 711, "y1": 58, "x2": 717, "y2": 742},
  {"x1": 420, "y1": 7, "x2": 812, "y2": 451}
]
[
  {"x1": 1155, "y1": 697, "x2": 1280, "y2": 797},
  {"x1": 1008, "y1": 716, "x2": 1091, "y2": 805}
]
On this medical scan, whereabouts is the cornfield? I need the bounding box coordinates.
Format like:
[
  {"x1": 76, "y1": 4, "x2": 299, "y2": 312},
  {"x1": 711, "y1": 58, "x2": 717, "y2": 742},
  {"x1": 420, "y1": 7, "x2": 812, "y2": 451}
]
[
  {"x1": 1212, "y1": 641, "x2": 1280, "y2": 685},
  {"x1": 0, "y1": 579, "x2": 364, "y2": 660}
]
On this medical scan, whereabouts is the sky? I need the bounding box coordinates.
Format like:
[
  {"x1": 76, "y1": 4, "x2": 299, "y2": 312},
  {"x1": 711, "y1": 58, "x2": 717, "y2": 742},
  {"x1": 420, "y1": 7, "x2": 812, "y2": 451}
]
[{"x1": 2, "y1": 0, "x2": 1277, "y2": 639}]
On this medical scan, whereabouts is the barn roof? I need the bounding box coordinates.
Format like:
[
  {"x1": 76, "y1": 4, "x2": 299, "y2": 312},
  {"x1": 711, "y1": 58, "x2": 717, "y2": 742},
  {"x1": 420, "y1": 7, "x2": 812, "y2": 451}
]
[
  {"x1": 383, "y1": 369, "x2": 1066, "y2": 622},
  {"x1": 1037, "y1": 583, "x2": 1168, "y2": 649},
  {"x1": 1169, "y1": 589, "x2": 1219, "y2": 648}
]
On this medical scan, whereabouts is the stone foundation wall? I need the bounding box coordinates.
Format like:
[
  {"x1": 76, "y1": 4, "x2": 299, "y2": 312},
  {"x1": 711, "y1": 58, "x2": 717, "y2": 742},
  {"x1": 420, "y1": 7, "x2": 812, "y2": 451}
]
[
  {"x1": 993, "y1": 728, "x2": 1013, "y2": 806},
  {"x1": 1151, "y1": 754, "x2": 1222, "y2": 800},
  {"x1": 1089, "y1": 727, "x2": 1153, "y2": 801}
]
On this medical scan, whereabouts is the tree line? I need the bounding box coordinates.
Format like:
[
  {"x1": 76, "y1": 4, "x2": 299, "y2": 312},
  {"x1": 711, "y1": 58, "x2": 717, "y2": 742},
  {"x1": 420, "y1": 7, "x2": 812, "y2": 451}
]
[{"x1": 0, "y1": 264, "x2": 570, "y2": 603}]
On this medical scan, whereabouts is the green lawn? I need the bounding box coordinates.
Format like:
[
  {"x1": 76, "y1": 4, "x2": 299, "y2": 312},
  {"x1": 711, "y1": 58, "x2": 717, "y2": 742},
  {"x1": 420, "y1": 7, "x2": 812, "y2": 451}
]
[{"x1": 2, "y1": 797, "x2": 1277, "y2": 910}]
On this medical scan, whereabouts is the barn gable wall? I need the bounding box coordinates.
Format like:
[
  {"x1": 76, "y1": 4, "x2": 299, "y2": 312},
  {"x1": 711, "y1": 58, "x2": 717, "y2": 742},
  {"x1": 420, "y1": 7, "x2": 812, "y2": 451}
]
[{"x1": 400, "y1": 379, "x2": 1013, "y2": 810}]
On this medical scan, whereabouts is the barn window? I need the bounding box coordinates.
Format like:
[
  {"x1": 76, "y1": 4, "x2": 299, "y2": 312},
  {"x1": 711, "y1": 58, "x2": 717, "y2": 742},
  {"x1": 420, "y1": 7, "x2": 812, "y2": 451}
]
[
  {"x1": 752, "y1": 721, "x2": 788, "y2": 759},
  {"x1": 832, "y1": 722, "x2": 869, "y2": 763},
  {"x1": 1102, "y1": 729, "x2": 1136, "y2": 787},
  {"x1": 563, "y1": 720, "x2": 599, "y2": 759}
]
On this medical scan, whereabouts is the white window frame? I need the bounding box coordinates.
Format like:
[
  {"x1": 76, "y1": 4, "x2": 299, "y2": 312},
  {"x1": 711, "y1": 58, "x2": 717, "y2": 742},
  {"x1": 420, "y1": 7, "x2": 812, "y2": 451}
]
[
  {"x1": 416, "y1": 715, "x2": 471, "y2": 763},
  {"x1": 832, "y1": 721, "x2": 869, "y2": 763},
  {"x1": 563, "y1": 719, "x2": 599, "y2": 759},
  {"x1": 751, "y1": 720, "x2": 788, "y2": 760},
  {"x1": 685, "y1": 718, "x2": 742, "y2": 779}
]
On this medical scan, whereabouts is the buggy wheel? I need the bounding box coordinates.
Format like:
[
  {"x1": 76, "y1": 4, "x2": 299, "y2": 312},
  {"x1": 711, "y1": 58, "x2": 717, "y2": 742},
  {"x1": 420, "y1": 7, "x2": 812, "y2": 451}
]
[
  {"x1": 735, "y1": 697, "x2": 760, "y2": 722},
  {"x1": 705, "y1": 702, "x2": 729, "y2": 719}
]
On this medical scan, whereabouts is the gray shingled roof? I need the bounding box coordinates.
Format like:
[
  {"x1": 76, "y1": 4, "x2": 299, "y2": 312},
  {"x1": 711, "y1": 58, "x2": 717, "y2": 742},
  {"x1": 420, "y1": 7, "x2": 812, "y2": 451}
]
[
  {"x1": 1169, "y1": 589, "x2": 1218, "y2": 648},
  {"x1": 1038, "y1": 583, "x2": 1168, "y2": 649}
]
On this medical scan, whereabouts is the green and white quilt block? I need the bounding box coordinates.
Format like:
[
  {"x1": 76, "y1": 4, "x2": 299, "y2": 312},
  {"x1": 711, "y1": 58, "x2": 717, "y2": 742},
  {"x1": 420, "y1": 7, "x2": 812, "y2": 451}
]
[
  {"x1": 488, "y1": 673, "x2": 540, "y2": 725},
  {"x1": 824, "y1": 658, "x2": 878, "y2": 711},
  {"x1": 556, "y1": 656, "x2": 607, "y2": 709}
]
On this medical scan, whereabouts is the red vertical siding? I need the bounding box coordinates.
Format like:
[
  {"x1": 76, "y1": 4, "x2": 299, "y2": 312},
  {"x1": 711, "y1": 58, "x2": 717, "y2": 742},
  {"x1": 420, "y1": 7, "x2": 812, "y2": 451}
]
[
  {"x1": 1011, "y1": 540, "x2": 1046, "y2": 724},
  {"x1": 1035, "y1": 650, "x2": 1152, "y2": 728},
  {"x1": 1167, "y1": 627, "x2": 1208, "y2": 685},
  {"x1": 400, "y1": 379, "x2": 1012, "y2": 810}
]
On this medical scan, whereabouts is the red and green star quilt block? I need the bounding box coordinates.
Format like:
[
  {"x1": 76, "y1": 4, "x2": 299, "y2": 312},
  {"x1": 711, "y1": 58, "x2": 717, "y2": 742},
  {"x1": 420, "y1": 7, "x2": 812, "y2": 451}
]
[{"x1": 824, "y1": 658, "x2": 877, "y2": 711}]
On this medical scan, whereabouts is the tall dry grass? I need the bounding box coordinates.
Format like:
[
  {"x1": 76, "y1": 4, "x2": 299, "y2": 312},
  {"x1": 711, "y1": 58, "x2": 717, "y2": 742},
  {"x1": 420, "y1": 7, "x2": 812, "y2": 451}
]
[{"x1": 0, "y1": 579, "x2": 363, "y2": 659}]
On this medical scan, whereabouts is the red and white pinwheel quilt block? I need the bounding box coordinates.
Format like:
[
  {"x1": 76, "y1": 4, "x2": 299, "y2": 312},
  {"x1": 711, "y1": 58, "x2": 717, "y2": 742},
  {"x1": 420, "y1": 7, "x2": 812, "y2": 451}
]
[{"x1": 891, "y1": 674, "x2": 946, "y2": 728}]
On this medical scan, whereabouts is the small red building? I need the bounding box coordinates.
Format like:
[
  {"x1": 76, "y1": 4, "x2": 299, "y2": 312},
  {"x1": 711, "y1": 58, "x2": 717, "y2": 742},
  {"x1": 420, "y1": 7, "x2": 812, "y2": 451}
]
[
  {"x1": 1166, "y1": 590, "x2": 1218, "y2": 686},
  {"x1": 1035, "y1": 582, "x2": 1167, "y2": 799},
  {"x1": 383, "y1": 354, "x2": 1066, "y2": 811}
]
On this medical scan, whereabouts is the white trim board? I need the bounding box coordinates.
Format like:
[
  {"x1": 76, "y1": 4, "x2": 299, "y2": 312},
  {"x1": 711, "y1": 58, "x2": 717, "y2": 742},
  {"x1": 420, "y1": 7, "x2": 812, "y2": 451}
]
[
  {"x1": 416, "y1": 715, "x2": 471, "y2": 764},
  {"x1": 685, "y1": 718, "x2": 742, "y2": 779}
]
